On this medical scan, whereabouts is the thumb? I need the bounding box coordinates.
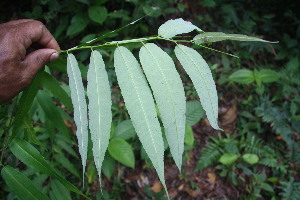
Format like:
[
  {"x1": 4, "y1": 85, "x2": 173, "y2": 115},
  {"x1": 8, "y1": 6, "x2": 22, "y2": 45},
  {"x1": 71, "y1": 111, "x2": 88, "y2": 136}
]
[{"x1": 23, "y1": 48, "x2": 59, "y2": 76}]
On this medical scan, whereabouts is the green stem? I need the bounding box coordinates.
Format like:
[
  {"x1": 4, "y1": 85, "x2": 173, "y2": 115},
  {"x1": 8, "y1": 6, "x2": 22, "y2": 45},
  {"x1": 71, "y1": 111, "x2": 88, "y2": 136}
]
[{"x1": 59, "y1": 36, "x2": 239, "y2": 58}]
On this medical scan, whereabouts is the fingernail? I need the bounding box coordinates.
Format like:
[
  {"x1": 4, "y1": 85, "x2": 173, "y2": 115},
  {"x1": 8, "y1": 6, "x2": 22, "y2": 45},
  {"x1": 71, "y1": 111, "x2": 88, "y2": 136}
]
[{"x1": 50, "y1": 52, "x2": 59, "y2": 62}]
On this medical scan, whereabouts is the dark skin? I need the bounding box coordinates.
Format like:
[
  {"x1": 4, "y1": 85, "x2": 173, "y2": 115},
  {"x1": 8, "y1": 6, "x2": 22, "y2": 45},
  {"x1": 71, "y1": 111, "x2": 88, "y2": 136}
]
[{"x1": 0, "y1": 19, "x2": 60, "y2": 103}]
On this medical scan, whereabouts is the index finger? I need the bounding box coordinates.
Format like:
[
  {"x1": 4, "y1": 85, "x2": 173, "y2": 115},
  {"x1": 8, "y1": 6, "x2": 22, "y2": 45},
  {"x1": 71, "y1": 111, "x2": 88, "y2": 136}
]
[{"x1": 17, "y1": 20, "x2": 60, "y2": 50}]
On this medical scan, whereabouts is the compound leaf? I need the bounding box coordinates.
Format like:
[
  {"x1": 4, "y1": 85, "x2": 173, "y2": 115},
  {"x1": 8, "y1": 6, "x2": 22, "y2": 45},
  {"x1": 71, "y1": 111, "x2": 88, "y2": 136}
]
[
  {"x1": 87, "y1": 50, "x2": 112, "y2": 186},
  {"x1": 175, "y1": 45, "x2": 220, "y2": 130},
  {"x1": 193, "y1": 32, "x2": 276, "y2": 44},
  {"x1": 114, "y1": 46, "x2": 167, "y2": 195},
  {"x1": 158, "y1": 18, "x2": 202, "y2": 39},
  {"x1": 139, "y1": 43, "x2": 186, "y2": 171},
  {"x1": 67, "y1": 53, "x2": 88, "y2": 181}
]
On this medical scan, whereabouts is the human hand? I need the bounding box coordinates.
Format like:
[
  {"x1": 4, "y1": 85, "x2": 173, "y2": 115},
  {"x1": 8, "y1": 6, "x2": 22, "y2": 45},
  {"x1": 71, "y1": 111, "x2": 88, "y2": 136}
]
[{"x1": 0, "y1": 19, "x2": 60, "y2": 103}]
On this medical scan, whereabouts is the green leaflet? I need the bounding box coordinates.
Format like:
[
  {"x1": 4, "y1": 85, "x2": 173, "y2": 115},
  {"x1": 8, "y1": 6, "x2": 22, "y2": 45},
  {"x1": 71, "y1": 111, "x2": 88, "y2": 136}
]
[
  {"x1": 186, "y1": 101, "x2": 205, "y2": 126},
  {"x1": 229, "y1": 69, "x2": 255, "y2": 84},
  {"x1": 88, "y1": 6, "x2": 107, "y2": 24},
  {"x1": 67, "y1": 53, "x2": 88, "y2": 181},
  {"x1": 114, "y1": 46, "x2": 167, "y2": 196},
  {"x1": 158, "y1": 18, "x2": 202, "y2": 39},
  {"x1": 41, "y1": 71, "x2": 73, "y2": 110},
  {"x1": 139, "y1": 43, "x2": 186, "y2": 171},
  {"x1": 1, "y1": 166, "x2": 50, "y2": 200},
  {"x1": 87, "y1": 50, "x2": 112, "y2": 187},
  {"x1": 37, "y1": 91, "x2": 70, "y2": 138},
  {"x1": 114, "y1": 119, "x2": 136, "y2": 140},
  {"x1": 10, "y1": 71, "x2": 42, "y2": 143},
  {"x1": 9, "y1": 139, "x2": 89, "y2": 199},
  {"x1": 193, "y1": 32, "x2": 276, "y2": 44},
  {"x1": 49, "y1": 179, "x2": 72, "y2": 200},
  {"x1": 108, "y1": 138, "x2": 135, "y2": 168},
  {"x1": 175, "y1": 45, "x2": 220, "y2": 130}
]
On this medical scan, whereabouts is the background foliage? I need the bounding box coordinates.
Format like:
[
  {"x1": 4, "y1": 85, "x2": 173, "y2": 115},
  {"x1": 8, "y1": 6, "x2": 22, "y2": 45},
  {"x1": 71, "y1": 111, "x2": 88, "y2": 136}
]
[{"x1": 0, "y1": 0, "x2": 299, "y2": 199}]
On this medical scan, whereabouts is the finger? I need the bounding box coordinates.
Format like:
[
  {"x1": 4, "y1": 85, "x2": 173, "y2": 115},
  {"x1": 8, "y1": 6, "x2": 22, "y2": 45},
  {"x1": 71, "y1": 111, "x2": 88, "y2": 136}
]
[
  {"x1": 22, "y1": 48, "x2": 59, "y2": 77},
  {"x1": 17, "y1": 20, "x2": 60, "y2": 50},
  {"x1": 5, "y1": 19, "x2": 34, "y2": 26}
]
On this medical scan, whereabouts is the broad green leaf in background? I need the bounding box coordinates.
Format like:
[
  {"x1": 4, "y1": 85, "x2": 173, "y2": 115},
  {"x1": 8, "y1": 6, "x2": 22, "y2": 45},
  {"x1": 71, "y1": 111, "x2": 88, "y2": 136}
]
[
  {"x1": 175, "y1": 45, "x2": 220, "y2": 130},
  {"x1": 140, "y1": 43, "x2": 186, "y2": 171},
  {"x1": 114, "y1": 46, "x2": 167, "y2": 195},
  {"x1": 158, "y1": 18, "x2": 202, "y2": 39},
  {"x1": 114, "y1": 119, "x2": 136, "y2": 140},
  {"x1": 102, "y1": 153, "x2": 115, "y2": 179},
  {"x1": 229, "y1": 69, "x2": 254, "y2": 84},
  {"x1": 56, "y1": 139, "x2": 79, "y2": 159},
  {"x1": 49, "y1": 179, "x2": 72, "y2": 200},
  {"x1": 37, "y1": 91, "x2": 69, "y2": 138},
  {"x1": 1, "y1": 166, "x2": 50, "y2": 200},
  {"x1": 219, "y1": 153, "x2": 239, "y2": 165},
  {"x1": 87, "y1": 162, "x2": 97, "y2": 184},
  {"x1": 23, "y1": 115, "x2": 43, "y2": 147},
  {"x1": 108, "y1": 138, "x2": 135, "y2": 168},
  {"x1": 41, "y1": 71, "x2": 73, "y2": 110},
  {"x1": 143, "y1": 4, "x2": 162, "y2": 17},
  {"x1": 67, "y1": 15, "x2": 88, "y2": 37},
  {"x1": 258, "y1": 69, "x2": 280, "y2": 83},
  {"x1": 67, "y1": 53, "x2": 89, "y2": 183},
  {"x1": 54, "y1": 154, "x2": 80, "y2": 178},
  {"x1": 186, "y1": 101, "x2": 205, "y2": 126},
  {"x1": 88, "y1": 6, "x2": 107, "y2": 24},
  {"x1": 87, "y1": 50, "x2": 112, "y2": 186},
  {"x1": 9, "y1": 139, "x2": 89, "y2": 199},
  {"x1": 193, "y1": 32, "x2": 276, "y2": 44},
  {"x1": 242, "y1": 153, "x2": 259, "y2": 164},
  {"x1": 11, "y1": 72, "x2": 42, "y2": 143},
  {"x1": 184, "y1": 124, "x2": 194, "y2": 146}
]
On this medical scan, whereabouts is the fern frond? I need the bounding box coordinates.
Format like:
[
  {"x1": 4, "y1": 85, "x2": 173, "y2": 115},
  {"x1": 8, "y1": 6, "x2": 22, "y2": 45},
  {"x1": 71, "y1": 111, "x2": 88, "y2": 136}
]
[
  {"x1": 197, "y1": 140, "x2": 223, "y2": 170},
  {"x1": 255, "y1": 100, "x2": 293, "y2": 145},
  {"x1": 259, "y1": 158, "x2": 287, "y2": 174},
  {"x1": 280, "y1": 178, "x2": 300, "y2": 200}
]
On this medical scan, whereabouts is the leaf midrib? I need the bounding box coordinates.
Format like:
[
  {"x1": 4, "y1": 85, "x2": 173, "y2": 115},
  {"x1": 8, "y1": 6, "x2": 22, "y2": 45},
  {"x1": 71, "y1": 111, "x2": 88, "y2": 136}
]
[
  {"x1": 91, "y1": 50, "x2": 103, "y2": 174},
  {"x1": 4, "y1": 168, "x2": 41, "y2": 200}
]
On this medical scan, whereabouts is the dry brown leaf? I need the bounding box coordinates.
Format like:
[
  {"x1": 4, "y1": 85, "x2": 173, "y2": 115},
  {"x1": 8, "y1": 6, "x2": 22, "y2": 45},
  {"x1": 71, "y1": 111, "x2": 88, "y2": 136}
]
[
  {"x1": 207, "y1": 172, "x2": 216, "y2": 184},
  {"x1": 151, "y1": 181, "x2": 163, "y2": 193}
]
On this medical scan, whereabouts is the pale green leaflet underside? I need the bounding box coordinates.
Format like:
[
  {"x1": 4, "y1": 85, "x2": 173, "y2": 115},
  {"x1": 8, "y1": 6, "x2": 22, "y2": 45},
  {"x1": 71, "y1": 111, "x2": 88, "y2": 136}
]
[
  {"x1": 175, "y1": 45, "x2": 220, "y2": 130},
  {"x1": 87, "y1": 50, "x2": 112, "y2": 187},
  {"x1": 158, "y1": 18, "x2": 202, "y2": 39},
  {"x1": 139, "y1": 43, "x2": 186, "y2": 171},
  {"x1": 66, "y1": 54, "x2": 88, "y2": 182},
  {"x1": 114, "y1": 46, "x2": 168, "y2": 196},
  {"x1": 193, "y1": 32, "x2": 276, "y2": 44}
]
